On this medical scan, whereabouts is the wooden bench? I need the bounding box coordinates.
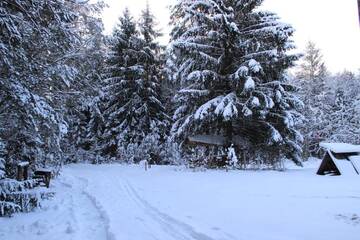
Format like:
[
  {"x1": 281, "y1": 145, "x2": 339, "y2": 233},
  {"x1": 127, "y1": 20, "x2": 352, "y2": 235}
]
[{"x1": 33, "y1": 169, "x2": 52, "y2": 188}]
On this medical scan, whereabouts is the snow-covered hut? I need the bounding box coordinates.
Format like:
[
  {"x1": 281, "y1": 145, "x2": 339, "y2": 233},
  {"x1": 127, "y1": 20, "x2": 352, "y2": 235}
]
[
  {"x1": 186, "y1": 135, "x2": 250, "y2": 167},
  {"x1": 317, "y1": 143, "x2": 360, "y2": 176}
]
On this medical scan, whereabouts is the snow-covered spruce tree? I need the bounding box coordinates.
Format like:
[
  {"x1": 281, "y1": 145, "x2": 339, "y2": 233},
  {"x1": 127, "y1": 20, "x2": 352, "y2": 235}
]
[
  {"x1": 322, "y1": 72, "x2": 360, "y2": 145},
  {"x1": 63, "y1": 1, "x2": 107, "y2": 163},
  {"x1": 169, "y1": 0, "x2": 303, "y2": 167},
  {"x1": 293, "y1": 41, "x2": 329, "y2": 157},
  {"x1": 294, "y1": 46, "x2": 359, "y2": 157},
  {"x1": 293, "y1": 70, "x2": 360, "y2": 157},
  {"x1": 0, "y1": 0, "x2": 108, "y2": 169},
  {"x1": 297, "y1": 41, "x2": 328, "y2": 84},
  {"x1": 0, "y1": 138, "x2": 53, "y2": 217},
  {"x1": 102, "y1": 9, "x2": 168, "y2": 162},
  {"x1": 0, "y1": 0, "x2": 81, "y2": 174},
  {"x1": 0, "y1": 0, "x2": 106, "y2": 215}
]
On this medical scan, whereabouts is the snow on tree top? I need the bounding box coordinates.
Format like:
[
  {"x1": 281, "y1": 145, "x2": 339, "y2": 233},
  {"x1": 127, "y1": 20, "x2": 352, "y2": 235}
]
[{"x1": 320, "y1": 142, "x2": 360, "y2": 154}]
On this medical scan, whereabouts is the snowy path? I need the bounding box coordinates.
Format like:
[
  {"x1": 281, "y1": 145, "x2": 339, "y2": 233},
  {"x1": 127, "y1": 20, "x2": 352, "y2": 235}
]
[
  {"x1": 1, "y1": 162, "x2": 360, "y2": 240},
  {"x1": 68, "y1": 168, "x2": 234, "y2": 240},
  {"x1": 0, "y1": 174, "x2": 108, "y2": 240}
]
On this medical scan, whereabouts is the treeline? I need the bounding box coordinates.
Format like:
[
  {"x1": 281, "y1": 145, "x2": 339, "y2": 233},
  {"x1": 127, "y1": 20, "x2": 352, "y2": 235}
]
[
  {"x1": 294, "y1": 41, "x2": 360, "y2": 157},
  {"x1": 74, "y1": 0, "x2": 306, "y2": 168},
  {"x1": 1, "y1": 0, "x2": 359, "y2": 180},
  {"x1": 0, "y1": 0, "x2": 106, "y2": 215},
  {"x1": 0, "y1": 0, "x2": 106, "y2": 178}
]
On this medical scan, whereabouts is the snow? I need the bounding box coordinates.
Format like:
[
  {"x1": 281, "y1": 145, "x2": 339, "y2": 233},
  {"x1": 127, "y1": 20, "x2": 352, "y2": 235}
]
[
  {"x1": 222, "y1": 102, "x2": 238, "y2": 120},
  {"x1": 268, "y1": 125, "x2": 283, "y2": 143},
  {"x1": 17, "y1": 162, "x2": 29, "y2": 167},
  {"x1": 248, "y1": 59, "x2": 262, "y2": 73},
  {"x1": 334, "y1": 160, "x2": 359, "y2": 176},
  {"x1": 35, "y1": 168, "x2": 52, "y2": 173},
  {"x1": 320, "y1": 142, "x2": 360, "y2": 153},
  {"x1": 235, "y1": 66, "x2": 249, "y2": 78},
  {"x1": 194, "y1": 96, "x2": 223, "y2": 120},
  {"x1": 227, "y1": 146, "x2": 238, "y2": 166},
  {"x1": 348, "y1": 156, "x2": 360, "y2": 174},
  {"x1": 1, "y1": 163, "x2": 359, "y2": 240},
  {"x1": 0, "y1": 174, "x2": 107, "y2": 240},
  {"x1": 251, "y1": 97, "x2": 260, "y2": 107},
  {"x1": 244, "y1": 76, "x2": 255, "y2": 90},
  {"x1": 326, "y1": 150, "x2": 359, "y2": 177},
  {"x1": 329, "y1": 150, "x2": 359, "y2": 176}
]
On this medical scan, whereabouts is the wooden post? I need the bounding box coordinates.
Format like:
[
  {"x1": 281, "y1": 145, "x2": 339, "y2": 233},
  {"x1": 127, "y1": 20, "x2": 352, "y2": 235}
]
[
  {"x1": 45, "y1": 173, "x2": 51, "y2": 188},
  {"x1": 144, "y1": 160, "x2": 148, "y2": 171},
  {"x1": 243, "y1": 151, "x2": 247, "y2": 169},
  {"x1": 24, "y1": 165, "x2": 28, "y2": 180},
  {"x1": 16, "y1": 162, "x2": 29, "y2": 181},
  {"x1": 16, "y1": 165, "x2": 23, "y2": 181}
]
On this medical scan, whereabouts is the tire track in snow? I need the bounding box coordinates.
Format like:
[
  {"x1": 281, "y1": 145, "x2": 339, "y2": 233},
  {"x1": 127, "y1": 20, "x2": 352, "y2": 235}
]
[
  {"x1": 59, "y1": 175, "x2": 111, "y2": 240},
  {"x1": 122, "y1": 179, "x2": 236, "y2": 240},
  {"x1": 74, "y1": 176, "x2": 117, "y2": 240},
  {"x1": 58, "y1": 180, "x2": 79, "y2": 237},
  {"x1": 121, "y1": 180, "x2": 192, "y2": 240}
]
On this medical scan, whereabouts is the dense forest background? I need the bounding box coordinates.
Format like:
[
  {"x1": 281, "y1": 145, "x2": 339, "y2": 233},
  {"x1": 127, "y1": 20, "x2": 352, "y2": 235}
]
[{"x1": 0, "y1": 0, "x2": 359, "y2": 215}]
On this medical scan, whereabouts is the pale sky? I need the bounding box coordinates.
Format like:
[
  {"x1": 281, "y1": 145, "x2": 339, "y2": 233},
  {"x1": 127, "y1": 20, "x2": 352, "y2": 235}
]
[{"x1": 100, "y1": 0, "x2": 360, "y2": 73}]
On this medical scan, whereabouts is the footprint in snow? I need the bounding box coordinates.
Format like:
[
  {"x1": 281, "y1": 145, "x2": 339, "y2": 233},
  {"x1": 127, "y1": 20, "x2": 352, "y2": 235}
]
[{"x1": 336, "y1": 214, "x2": 360, "y2": 226}]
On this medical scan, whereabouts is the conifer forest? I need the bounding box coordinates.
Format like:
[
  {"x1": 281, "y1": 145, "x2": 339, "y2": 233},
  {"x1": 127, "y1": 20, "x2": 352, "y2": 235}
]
[{"x1": 1, "y1": 1, "x2": 359, "y2": 240}]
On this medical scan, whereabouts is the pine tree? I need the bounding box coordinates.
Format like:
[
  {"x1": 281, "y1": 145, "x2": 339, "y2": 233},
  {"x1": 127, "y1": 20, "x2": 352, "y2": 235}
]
[
  {"x1": 0, "y1": 0, "x2": 109, "y2": 168},
  {"x1": 138, "y1": 4, "x2": 170, "y2": 164},
  {"x1": 63, "y1": 1, "x2": 107, "y2": 163},
  {"x1": 169, "y1": 0, "x2": 303, "y2": 167},
  {"x1": 324, "y1": 72, "x2": 360, "y2": 144},
  {"x1": 294, "y1": 41, "x2": 330, "y2": 156},
  {"x1": 298, "y1": 41, "x2": 328, "y2": 82},
  {"x1": 0, "y1": 0, "x2": 80, "y2": 173},
  {"x1": 102, "y1": 9, "x2": 168, "y2": 162},
  {"x1": 139, "y1": 2, "x2": 163, "y2": 49},
  {"x1": 0, "y1": 0, "x2": 107, "y2": 215}
]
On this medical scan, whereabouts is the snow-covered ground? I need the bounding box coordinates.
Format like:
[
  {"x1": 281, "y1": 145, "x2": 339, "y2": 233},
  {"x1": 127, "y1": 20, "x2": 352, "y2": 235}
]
[{"x1": 1, "y1": 160, "x2": 359, "y2": 240}]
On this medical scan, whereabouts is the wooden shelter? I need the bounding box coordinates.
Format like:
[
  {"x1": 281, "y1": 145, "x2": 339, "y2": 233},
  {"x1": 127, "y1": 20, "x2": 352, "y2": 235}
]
[
  {"x1": 187, "y1": 135, "x2": 249, "y2": 148},
  {"x1": 317, "y1": 143, "x2": 360, "y2": 176},
  {"x1": 33, "y1": 169, "x2": 52, "y2": 188},
  {"x1": 186, "y1": 135, "x2": 250, "y2": 168}
]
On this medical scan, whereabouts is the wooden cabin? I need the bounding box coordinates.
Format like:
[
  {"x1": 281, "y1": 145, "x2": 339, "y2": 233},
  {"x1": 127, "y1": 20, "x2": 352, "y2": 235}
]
[{"x1": 317, "y1": 143, "x2": 360, "y2": 176}]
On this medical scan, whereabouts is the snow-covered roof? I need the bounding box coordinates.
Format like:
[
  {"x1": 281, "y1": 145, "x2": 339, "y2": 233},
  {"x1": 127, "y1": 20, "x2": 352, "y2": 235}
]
[
  {"x1": 17, "y1": 161, "x2": 29, "y2": 167},
  {"x1": 349, "y1": 155, "x2": 360, "y2": 162},
  {"x1": 36, "y1": 168, "x2": 52, "y2": 172},
  {"x1": 188, "y1": 135, "x2": 226, "y2": 146},
  {"x1": 333, "y1": 160, "x2": 359, "y2": 176},
  {"x1": 188, "y1": 135, "x2": 249, "y2": 147},
  {"x1": 320, "y1": 142, "x2": 360, "y2": 153},
  {"x1": 327, "y1": 151, "x2": 359, "y2": 176},
  {"x1": 349, "y1": 156, "x2": 360, "y2": 174}
]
